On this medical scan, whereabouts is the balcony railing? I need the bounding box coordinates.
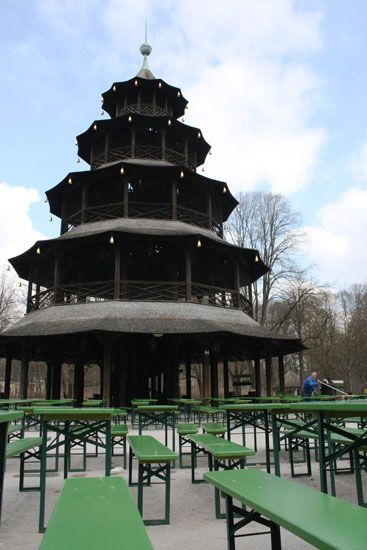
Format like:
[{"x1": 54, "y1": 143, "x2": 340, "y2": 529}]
[
  {"x1": 27, "y1": 280, "x2": 253, "y2": 317},
  {"x1": 91, "y1": 145, "x2": 196, "y2": 170},
  {"x1": 63, "y1": 201, "x2": 219, "y2": 231}
]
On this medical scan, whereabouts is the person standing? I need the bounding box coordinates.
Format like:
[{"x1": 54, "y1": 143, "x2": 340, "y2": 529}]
[{"x1": 301, "y1": 371, "x2": 318, "y2": 399}]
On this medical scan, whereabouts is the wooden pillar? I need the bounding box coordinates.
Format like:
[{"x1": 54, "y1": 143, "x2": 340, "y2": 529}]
[
  {"x1": 202, "y1": 349, "x2": 210, "y2": 399},
  {"x1": 45, "y1": 362, "x2": 52, "y2": 400},
  {"x1": 60, "y1": 198, "x2": 68, "y2": 235},
  {"x1": 223, "y1": 357, "x2": 229, "y2": 398},
  {"x1": 20, "y1": 346, "x2": 29, "y2": 399},
  {"x1": 164, "y1": 336, "x2": 179, "y2": 399},
  {"x1": 131, "y1": 126, "x2": 136, "y2": 158},
  {"x1": 4, "y1": 357, "x2": 12, "y2": 399},
  {"x1": 103, "y1": 335, "x2": 113, "y2": 406},
  {"x1": 172, "y1": 180, "x2": 177, "y2": 220},
  {"x1": 104, "y1": 134, "x2": 109, "y2": 164},
  {"x1": 161, "y1": 129, "x2": 166, "y2": 161},
  {"x1": 152, "y1": 90, "x2": 156, "y2": 114},
  {"x1": 265, "y1": 352, "x2": 272, "y2": 397},
  {"x1": 114, "y1": 245, "x2": 121, "y2": 299},
  {"x1": 184, "y1": 138, "x2": 188, "y2": 167},
  {"x1": 234, "y1": 261, "x2": 240, "y2": 308},
  {"x1": 210, "y1": 351, "x2": 218, "y2": 398},
  {"x1": 53, "y1": 253, "x2": 60, "y2": 304},
  {"x1": 81, "y1": 185, "x2": 88, "y2": 224},
  {"x1": 118, "y1": 338, "x2": 127, "y2": 406},
  {"x1": 73, "y1": 352, "x2": 84, "y2": 406},
  {"x1": 278, "y1": 354, "x2": 285, "y2": 395},
  {"x1": 51, "y1": 357, "x2": 61, "y2": 399},
  {"x1": 26, "y1": 273, "x2": 33, "y2": 313},
  {"x1": 185, "y1": 357, "x2": 191, "y2": 398},
  {"x1": 254, "y1": 357, "x2": 261, "y2": 397},
  {"x1": 185, "y1": 247, "x2": 192, "y2": 301},
  {"x1": 123, "y1": 181, "x2": 129, "y2": 217}
]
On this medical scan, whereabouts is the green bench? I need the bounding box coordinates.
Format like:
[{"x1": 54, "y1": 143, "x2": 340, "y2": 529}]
[
  {"x1": 40, "y1": 476, "x2": 153, "y2": 549},
  {"x1": 189, "y1": 433, "x2": 255, "y2": 518},
  {"x1": 6, "y1": 437, "x2": 44, "y2": 491},
  {"x1": 177, "y1": 423, "x2": 198, "y2": 468},
  {"x1": 128, "y1": 435, "x2": 178, "y2": 525},
  {"x1": 194, "y1": 406, "x2": 223, "y2": 423},
  {"x1": 112, "y1": 423, "x2": 128, "y2": 468},
  {"x1": 204, "y1": 468, "x2": 367, "y2": 549},
  {"x1": 202, "y1": 422, "x2": 226, "y2": 436}
]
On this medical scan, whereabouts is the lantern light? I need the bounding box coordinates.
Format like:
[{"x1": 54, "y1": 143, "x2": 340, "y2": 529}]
[
  {"x1": 223, "y1": 186, "x2": 227, "y2": 193},
  {"x1": 44, "y1": 197, "x2": 48, "y2": 203},
  {"x1": 197, "y1": 132, "x2": 201, "y2": 138},
  {"x1": 134, "y1": 80, "x2": 138, "y2": 86},
  {"x1": 202, "y1": 167, "x2": 205, "y2": 172},
  {"x1": 112, "y1": 85, "x2": 117, "y2": 91},
  {"x1": 77, "y1": 157, "x2": 80, "y2": 163},
  {"x1": 19, "y1": 282, "x2": 22, "y2": 288},
  {"x1": 36, "y1": 246, "x2": 41, "y2": 255},
  {"x1": 93, "y1": 124, "x2": 97, "y2": 130},
  {"x1": 180, "y1": 170, "x2": 184, "y2": 178},
  {"x1": 75, "y1": 140, "x2": 78, "y2": 146},
  {"x1": 177, "y1": 91, "x2": 181, "y2": 97},
  {"x1": 255, "y1": 255, "x2": 259, "y2": 263},
  {"x1": 197, "y1": 239, "x2": 202, "y2": 248},
  {"x1": 128, "y1": 115, "x2": 132, "y2": 122},
  {"x1": 101, "y1": 110, "x2": 104, "y2": 116},
  {"x1": 101, "y1": 96, "x2": 104, "y2": 103},
  {"x1": 168, "y1": 119, "x2": 172, "y2": 126},
  {"x1": 109, "y1": 235, "x2": 114, "y2": 245},
  {"x1": 120, "y1": 166, "x2": 125, "y2": 175},
  {"x1": 182, "y1": 118, "x2": 185, "y2": 122},
  {"x1": 158, "y1": 82, "x2": 162, "y2": 88},
  {"x1": 209, "y1": 149, "x2": 212, "y2": 155},
  {"x1": 68, "y1": 177, "x2": 72, "y2": 185},
  {"x1": 6, "y1": 265, "x2": 10, "y2": 271}
]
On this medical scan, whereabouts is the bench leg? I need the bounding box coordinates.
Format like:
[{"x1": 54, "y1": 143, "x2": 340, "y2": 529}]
[
  {"x1": 0, "y1": 424, "x2": 6, "y2": 526},
  {"x1": 38, "y1": 422, "x2": 48, "y2": 533},
  {"x1": 137, "y1": 462, "x2": 144, "y2": 518},
  {"x1": 165, "y1": 464, "x2": 170, "y2": 525}
]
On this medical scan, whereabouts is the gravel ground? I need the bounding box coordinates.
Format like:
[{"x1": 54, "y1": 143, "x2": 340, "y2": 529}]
[{"x1": 0, "y1": 424, "x2": 364, "y2": 549}]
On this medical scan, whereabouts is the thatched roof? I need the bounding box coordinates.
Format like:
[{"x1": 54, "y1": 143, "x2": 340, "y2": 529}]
[{"x1": 1, "y1": 301, "x2": 303, "y2": 354}]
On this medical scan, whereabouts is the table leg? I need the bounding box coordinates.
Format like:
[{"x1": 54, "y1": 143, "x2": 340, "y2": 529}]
[
  {"x1": 317, "y1": 412, "x2": 328, "y2": 493},
  {"x1": 226, "y1": 412, "x2": 231, "y2": 440},
  {"x1": 165, "y1": 464, "x2": 170, "y2": 525},
  {"x1": 64, "y1": 421, "x2": 70, "y2": 480},
  {"x1": 38, "y1": 420, "x2": 48, "y2": 533},
  {"x1": 105, "y1": 420, "x2": 111, "y2": 476},
  {"x1": 0, "y1": 424, "x2": 7, "y2": 526},
  {"x1": 271, "y1": 413, "x2": 281, "y2": 477},
  {"x1": 264, "y1": 412, "x2": 271, "y2": 473}
]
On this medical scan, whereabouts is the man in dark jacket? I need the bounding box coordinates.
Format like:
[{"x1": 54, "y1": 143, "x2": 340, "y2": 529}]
[{"x1": 301, "y1": 371, "x2": 318, "y2": 399}]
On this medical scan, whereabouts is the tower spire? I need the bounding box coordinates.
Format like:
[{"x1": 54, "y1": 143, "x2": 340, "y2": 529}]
[{"x1": 137, "y1": 19, "x2": 155, "y2": 79}]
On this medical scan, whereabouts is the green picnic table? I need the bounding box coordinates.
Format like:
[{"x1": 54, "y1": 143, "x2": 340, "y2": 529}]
[
  {"x1": 128, "y1": 435, "x2": 178, "y2": 525},
  {"x1": 36, "y1": 407, "x2": 115, "y2": 532},
  {"x1": 221, "y1": 403, "x2": 289, "y2": 471},
  {"x1": 189, "y1": 433, "x2": 255, "y2": 517},
  {"x1": 40, "y1": 476, "x2": 153, "y2": 549},
  {"x1": 0, "y1": 410, "x2": 23, "y2": 524},
  {"x1": 204, "y1": 468, "x2": 367, "y2": 549},
  {"x1": 136, "y1": 405, "x2": 178, "y2": 453},
  {"x1": 285, "y1": 400, "x2": 367, "y2": 504}
]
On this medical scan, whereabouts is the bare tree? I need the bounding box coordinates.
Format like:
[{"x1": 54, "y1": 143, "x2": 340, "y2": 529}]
[
  {"x1": 226, "y1": 192, "x2": 304, "y2": 325},
  {"x1": 0, "y1": 268, "x2": 25, "y2": 331}
]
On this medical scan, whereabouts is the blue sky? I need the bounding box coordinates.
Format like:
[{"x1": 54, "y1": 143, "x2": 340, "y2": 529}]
[{"x1": 1, "y1": 0, "x2": 367, "y2": 286}]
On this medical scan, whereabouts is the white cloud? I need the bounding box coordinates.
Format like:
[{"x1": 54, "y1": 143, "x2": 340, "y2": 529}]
[
  {"x1": 304, "y1": 186, "x2": 367, "y2": 285},
  {"x1": 349, "y1": 141, "x2": 367, "y2": 182},
  {"x1": 0, "y1": 182, "x2": 45, "y2": 268}
]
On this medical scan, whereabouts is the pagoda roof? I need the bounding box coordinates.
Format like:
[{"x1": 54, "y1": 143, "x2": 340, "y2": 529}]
[
  {"x1": 76, "y1": 114, "x2": 210, "y2": 167},
  {"x1": 102, "y1": 77, "x2": 188, "y2": 119},
  {"x1": 0, "y1": 301, "x2": 304, "y2": 355},
  {"x1": 9, "y1": 218, "x2": 268, "y2": 283},
  {"x1": 46, "y1": 160, "x2": 238, "y2": 221}
]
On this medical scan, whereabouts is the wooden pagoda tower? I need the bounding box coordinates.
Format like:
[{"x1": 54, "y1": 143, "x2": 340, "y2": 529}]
[{"x1": 0, "y1": 40, "x2": 303, "y2": 405}]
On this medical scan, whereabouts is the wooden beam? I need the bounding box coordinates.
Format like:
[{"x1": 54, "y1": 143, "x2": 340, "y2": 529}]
[
  {"x1": 254, "y1": 357, "x2": 261, "y2": 397},
  {"x1": 114, "y1": 245, "x2": 121, "y2": 299},
  {"x1": 123, "y1": 181, "x2": 129, "y2": 217},
  {"x1": 161, "y1": 129, "x2": 166, "y2": 161},
  {"x1": 234, "y1": 261, "x2": 240, "y2": 308},
  {"x1": 53, "y1": 254, "x2": 60, "y2": 304},
  {"x1": 210, "y1": 351, "x2": 218, "y2": 398},
  {"x1": 278, "y1": 354, "x2": 285, "y2": 395},
  {"x1": 51, "y1": 357, "x2": 61, "y2": 400},
  {"x1": 172, "y1": 180, "x2": 177, "y2": 220},
  {"x1": 131, "y1": 126, "x2": 136, "y2": 158},
  {"x1": 185, "y1": 247, "x2": 192, "y2": 301},
  {"x1": 81, "y1": 185, "x2": 88, "y2": 224},
  {"x1": 207, "y1": 193, "x2": 212, "y2": 229},
  {"x1": 185, "y1": 357, "x2": 191, "y2": 398},
  {"x1": 20, "y1": 346, "x2": 29, "y2": 399},
  {"x1": 46, "y1": 362, "x2": 52, "y2": 400},
  {"x1": 265, "y1": 353, "x2": 272, "y2": 396},
  {"x1": 223, "y1": 357, "x2": 229, "y2": 398},
  {"x1": 4, "y1": 357, "x2": 12, "y2": 399},
  {"x1": 202, "y1": 350, "x2": 210, "y2": 399}
]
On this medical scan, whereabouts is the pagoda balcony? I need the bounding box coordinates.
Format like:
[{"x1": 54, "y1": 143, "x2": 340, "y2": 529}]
[
  {"x1": 118, "y1": 102, "x2": 169, "y2": 117},
  {"x1": 63, "y1": 201, "x2": 221, "y2": 234},
  {"x1": 91, "y1": 144, "x2": 196, "y2": 170},
  {"x1": 27, "y1": 280, "x2": 253, "y2": 317}
]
